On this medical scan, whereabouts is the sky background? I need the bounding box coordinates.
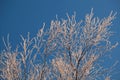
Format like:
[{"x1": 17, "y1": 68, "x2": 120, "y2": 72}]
[{"x1": 0, "y1": 0, "x2": 120, "y2": 79}]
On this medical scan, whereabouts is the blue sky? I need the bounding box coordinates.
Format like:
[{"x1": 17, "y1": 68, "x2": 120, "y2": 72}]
[{"x1": 0, "y1": 0, "x2": 120, "y2": 79}]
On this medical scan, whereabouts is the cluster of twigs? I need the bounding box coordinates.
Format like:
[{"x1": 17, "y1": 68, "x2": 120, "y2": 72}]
[{"x1": 0, "y1": 9, "x2": 118, "y2": 80}]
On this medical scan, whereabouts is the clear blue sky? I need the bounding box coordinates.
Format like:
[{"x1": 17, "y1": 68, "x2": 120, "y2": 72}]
[{"x1": 0, "y1": 0, "x2": 120, "y2": 79}]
